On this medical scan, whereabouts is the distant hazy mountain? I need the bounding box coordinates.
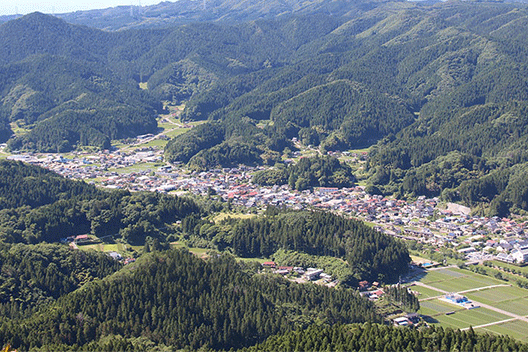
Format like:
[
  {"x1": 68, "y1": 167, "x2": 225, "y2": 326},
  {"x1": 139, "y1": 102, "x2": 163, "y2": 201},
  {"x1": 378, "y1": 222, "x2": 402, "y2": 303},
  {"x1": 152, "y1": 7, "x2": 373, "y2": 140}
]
[{"x1": 0, "y1": 0, "x2": 392, "y2": 30}]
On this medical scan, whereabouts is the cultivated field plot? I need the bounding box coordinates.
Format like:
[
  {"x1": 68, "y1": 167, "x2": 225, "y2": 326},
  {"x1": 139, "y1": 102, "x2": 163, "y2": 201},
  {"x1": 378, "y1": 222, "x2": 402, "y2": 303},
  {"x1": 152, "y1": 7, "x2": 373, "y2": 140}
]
[
  {"x1": 465, "y1": 285, "x2": 528, "y2": 316},
  {"x1": 479, "y1": 320, "x2": 528, "y2": 343},
  {"x1": 495, "y1": 297, "x2": 528, "y2": 316},
  {"x1": 411, "y1": 285, "x2": 444, "y2": 299},
  {"x1": 421, "y1": 268, "x2": 504, "y2": 292},
  {"x1": 465, "y1": 285, "x2": 528, "y2": 305},
  {"x1": 419, "y1": 299, "x2": 461, "y2": 316},
  {"x1": 416, "y1": 268, "x2": 528, "y2": 340},
  {"x1": 420, "y1": 269, "x2": 463, "y2": 284},
  {"x1": 433, "y1": 307, "x2": 511, "y2": 330}
]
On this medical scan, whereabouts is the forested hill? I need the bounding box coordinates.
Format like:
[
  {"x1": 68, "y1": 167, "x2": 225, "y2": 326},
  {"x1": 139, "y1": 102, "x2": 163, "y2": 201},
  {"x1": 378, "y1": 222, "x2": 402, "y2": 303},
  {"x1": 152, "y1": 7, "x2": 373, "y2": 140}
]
[
  {"x1": 0, "y1": 242, "x2": 121, "y2": 320},
  {"x1": 0, "y1": 249, "x2": 379, "y2": 350},
  {"x1": 164, "y1": 2, "x2": 528, "y2": 175},
  {"x1": 0, "y1": 160, "x2": 202, "y2": 244},
  {"x1": 0, "y1": 12, "x2": 163, "y2": 152},
  {"x1": 243, "y1": 323, "x2": 528, "y2": 352}
]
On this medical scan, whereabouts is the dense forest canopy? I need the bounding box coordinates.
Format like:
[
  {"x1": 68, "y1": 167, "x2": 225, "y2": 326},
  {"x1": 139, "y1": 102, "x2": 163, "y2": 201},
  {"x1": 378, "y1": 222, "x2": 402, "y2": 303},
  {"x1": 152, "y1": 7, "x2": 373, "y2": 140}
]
[
  {"x1": 0, "y1": 0, "x2": 388, "y2": 30},
  {"x1": 0, "y1": 249, "x2": 379, "y2": 350},
  {"x1": 253, "y1": 155, "x2": 356, "y2": 190},
  {"x1": 243, "y1": 323, "x2": 528, "y2": 352},
  {"x1": 0, "y1": 160, "x2": 202, "y2": 244},
  {"x1": 0, "y1": 242, "x2": 121, "y2": 319},
  {"x1": 2, "y1": 2, "x2": 528, "y2": 167},
  {"x1": 182, "y1": 207, "x2": 410, "y2": 284}
]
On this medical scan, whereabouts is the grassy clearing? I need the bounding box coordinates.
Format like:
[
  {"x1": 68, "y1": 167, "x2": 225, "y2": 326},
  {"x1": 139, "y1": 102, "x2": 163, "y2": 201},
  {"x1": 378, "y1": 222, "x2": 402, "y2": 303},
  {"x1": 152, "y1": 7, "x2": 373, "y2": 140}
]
[
  {"x1": 78, "y1": 243, "x2": 104, "y2": 252},
  {"x1": 211, "y1": 212, "x2": 257, "y2": 222},
  {"x1": 188, "y1": 247, "x2": 209, "y2": 256},
  {"x1": 77, "y1": 242, "x2": 128, "y2": 253},
  {"x1": 163, "y1": 127, "x2": 190, "y2": 138},
  {"x1": 136, "y1": 139, "x2": 168, "y2": 148},
  {"x1": 346, "y1": 147, "x2": 370, "y2": 154},
  {"x1": 170, "y1": 241, "x2": 269, "y2": 263},
  {"x1": 170, "y1": 242, "x2": 208, "y2": 255},
  {"x1": 158, "y1": 121, "x2": 176, "y2": 130}
]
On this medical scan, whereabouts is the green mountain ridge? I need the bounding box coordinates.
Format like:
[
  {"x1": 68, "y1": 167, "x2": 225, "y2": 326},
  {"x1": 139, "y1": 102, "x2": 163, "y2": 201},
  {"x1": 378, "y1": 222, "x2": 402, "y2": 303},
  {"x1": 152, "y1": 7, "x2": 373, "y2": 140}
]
[
  {"x1": 1, "y1": 0, "x2": 396, "y2": 31},
  {"x1": 2, "y1": 2, "x2": 528, "y2": 212}
]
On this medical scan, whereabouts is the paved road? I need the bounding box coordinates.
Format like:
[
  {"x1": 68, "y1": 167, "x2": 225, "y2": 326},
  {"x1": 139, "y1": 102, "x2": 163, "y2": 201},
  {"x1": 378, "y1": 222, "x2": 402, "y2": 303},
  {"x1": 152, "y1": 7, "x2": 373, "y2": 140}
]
[
  {"x1": 425, "y1": 265, "x2": 458, "y2": 271},
  {"x1": 414, "y1": 281, "x2": 448, "y2": 295},
  {"x1": 459, "y1": 284, "x2": 511, "y2": 294},
  {"x1": 461, "y1": 317, "x2": 518, "y2": 331}
]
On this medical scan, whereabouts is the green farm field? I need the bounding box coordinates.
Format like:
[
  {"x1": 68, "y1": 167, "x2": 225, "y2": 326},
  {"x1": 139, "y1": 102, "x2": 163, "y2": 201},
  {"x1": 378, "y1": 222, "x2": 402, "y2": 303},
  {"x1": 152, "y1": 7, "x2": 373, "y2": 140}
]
[
  {"x1": 434, "y1": 307, "x2": 511, "y2": 330},
  {"x1": 495, "y1": 297, "x2": 528, "y2": 316},
  {"x1": 411, "y1": 285, "x2": 444, "y2": 299},
  {"x1": 420, "y1": 268, "x2": 504, "y2": 292},
  {"x1": 465, "y1": 285, "x2": 528, "y2": 305},
  {"x1": 419, "y1": 299, "x2": 461, "y2": 315},
  {"x1": 419, "y1": 269, "x2": 465, "y2": 283},
  {"x1": 416, "y1": 267, "x2": 528, "y2": 340},
  {"x1": 479, "y1": 320, "x2": 528, "y2": 343}
]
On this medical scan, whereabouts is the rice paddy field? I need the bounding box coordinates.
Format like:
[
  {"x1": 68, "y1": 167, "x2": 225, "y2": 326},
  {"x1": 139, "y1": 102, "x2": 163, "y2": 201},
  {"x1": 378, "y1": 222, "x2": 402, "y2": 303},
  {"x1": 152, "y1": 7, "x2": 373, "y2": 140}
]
[{"x1": 415, "y1": 267, "x2": 528, "y2": 340}]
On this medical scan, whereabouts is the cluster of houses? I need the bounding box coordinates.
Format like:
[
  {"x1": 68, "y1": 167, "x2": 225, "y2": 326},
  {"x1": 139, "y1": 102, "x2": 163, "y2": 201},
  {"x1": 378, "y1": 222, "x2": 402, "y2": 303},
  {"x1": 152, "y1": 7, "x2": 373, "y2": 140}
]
[
  {"x1": 10, "y1": 148, "x2": 528, "y2": 269},
  {"x1": 8, "y1": 147, "x2": 164, "y2": 181},
  {"x1": 494, "y1": 241, "x2": 528, "y2": 264},
  {"x1": 261, "y1": 261, "x2": 334, "y2": 283},
  {"x1": 393, "y1": 313, "x2": 420, "y2": 327}
]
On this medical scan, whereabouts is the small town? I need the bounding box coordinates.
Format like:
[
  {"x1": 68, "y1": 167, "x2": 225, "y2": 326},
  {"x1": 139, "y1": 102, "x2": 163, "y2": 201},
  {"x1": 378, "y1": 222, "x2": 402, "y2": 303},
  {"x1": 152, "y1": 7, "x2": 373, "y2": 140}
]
[{"x1": 7, "y1": 147, "x2": 528, "y2": 268}]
